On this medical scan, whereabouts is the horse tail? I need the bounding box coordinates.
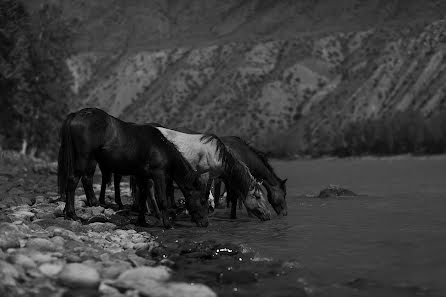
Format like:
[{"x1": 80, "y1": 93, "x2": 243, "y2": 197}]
[{"x1": 57, "y1": 113, "x2": 76, "y2": 198}]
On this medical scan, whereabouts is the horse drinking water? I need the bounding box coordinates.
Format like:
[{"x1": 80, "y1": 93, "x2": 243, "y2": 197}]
[{"x1": 57, "y1": 108, "x2": 209, "y2": 228}]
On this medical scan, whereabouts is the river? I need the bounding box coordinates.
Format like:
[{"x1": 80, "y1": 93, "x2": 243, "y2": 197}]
[{"x1": 146, "y1": 157, "x2": 446, "y2": 297}]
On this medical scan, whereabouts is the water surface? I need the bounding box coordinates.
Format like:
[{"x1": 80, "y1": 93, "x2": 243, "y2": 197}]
[{"x1": 150, "y1": 158, "x2": 446, "y2": 296}]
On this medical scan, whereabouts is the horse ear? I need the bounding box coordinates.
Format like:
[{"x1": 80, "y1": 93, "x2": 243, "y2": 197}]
[
  {"x1": 258, "y1": 179, "x2": 263, "y2": 186},
  {"x1": 281, "y1": 178, "x2": 287, "y2": 185}
]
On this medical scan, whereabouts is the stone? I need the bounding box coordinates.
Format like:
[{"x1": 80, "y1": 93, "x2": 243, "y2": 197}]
[
  {"x1": 8, "y1": 188, "x2": 25, "y2": 196},
  {"x1": 54, "y1": 203, "x2": 66, "y2": 217},
  {"x1": 51, "y1": 236, "x2": 65, "y2": 249},
  {"x1": 10, "y1": 254, "x2": 37, "y2": 269},
  {"x1": 0, "y1": 237, "x2": 20, "y2": 251},
  {"x1": 118, "y1": 266, "x2": 171, "y2": 283},
  {"x1": 39, "y1": 262, "x2": 64, "y2": 277},
  {"x1": 0, "y1": 260, "x2": 20, "y2": 286},
  {"x1": 35, "y1": 196, "x2": 46, "y2": 204},
  {"x1": 47, "y1": 226, "x2": 81, "y2": 242},
  {"x1": 58, "y1": 263, "x2": 100, "y2": 288},
  {"x1": 90, "y1": 206, "x2": 105, "y2": 216},
  {"x1": 163, "y1": 282, "x2": 217, "y2": 297},
  {"x1": 102, "y1": 260, "x2": 132, "y2": 279},
  {"x1": 26, "y1": 238, "x2": 57, "y2": 252},
  {"x1": 104, "y1": 209, "x2": 116, "y2": 217},
  {"x1": 318, "y1": 185, "x2": 357, "y2": 198},
  {"x1": 9, "y1": 210, "x2": 35, "y2": 221},
  {"x1": 86, "y1": 222, "x2": 116, "y2": 233}
]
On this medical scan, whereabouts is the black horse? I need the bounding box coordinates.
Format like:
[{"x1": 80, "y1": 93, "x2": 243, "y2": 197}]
[
  {"x1": 216, "y1": 136, "x2": 287, "y2": 216},
  {"x1": 57, "y1": 108, "x2": 208, "y2": 228}
]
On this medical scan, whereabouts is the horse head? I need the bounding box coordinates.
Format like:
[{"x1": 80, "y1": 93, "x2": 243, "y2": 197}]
[
  {"x1": 268, "y1": 178, "x2": 288, "y2": 216},
  {"x1": 245, "y1": 178, "x2": 271, "y2": 221}
]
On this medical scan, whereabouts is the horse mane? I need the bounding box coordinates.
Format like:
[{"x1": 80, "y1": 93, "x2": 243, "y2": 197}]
[
  {"x1": 200, "y1": 134, "x2": 253, "y2": 195},
  {"x1": 229, "y1": 136, "x2": 282, "y2": 182}
]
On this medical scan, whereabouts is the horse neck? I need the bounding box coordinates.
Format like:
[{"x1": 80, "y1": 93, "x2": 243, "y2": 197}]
[
  {"x1": 169, "y1": 152, "x2": 197, "y2": 192},
  {"x1": 224, "y1": 156, "x2": 254, "y2": 196}
]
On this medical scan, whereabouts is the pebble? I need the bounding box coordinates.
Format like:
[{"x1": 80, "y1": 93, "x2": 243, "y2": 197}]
[
  {"x1": 39, "y1": 262, "x2": 64, "y2": 277},
  {"x1": 87, "y1": 222, "x2": 116, "y2": 233},
  {"x1": 0, "y1": 260, "x2": 20, "y2": 286},
  {"x1": 58, "y1": 263, "x2": 100, "y2": 288},
  {"x1": 90, "y1": 206, "x2": 105, "y2": 216},
  {"x1": 35, "y1": 195, "x2": 46, "y2": 204},
  {"x1": 164, "y1": 282, "x2": 217, "y2": 297},
  {"x1": 54, "y1": 203, "x2": 65, "y2": 217},
  {"x1": 10, "y1": 254, "x2": 37, "y2": 269},
  {"x1": 118, "y1": 266, "x2": 171, "y2": 283},
  {"x1": 26, "y1": 237, "x2": 57, "y2": 252},
  {"x1": 9, "y1": 210, "x2": 35, "y2": 221},
  {"x1": 0, "y1": 237, "x2": 20, "y2": 251}
]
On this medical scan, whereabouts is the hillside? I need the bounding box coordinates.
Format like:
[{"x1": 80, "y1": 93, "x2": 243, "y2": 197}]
[{"x1": 25, "y1": 0, "x2": 446, "y2": 156}]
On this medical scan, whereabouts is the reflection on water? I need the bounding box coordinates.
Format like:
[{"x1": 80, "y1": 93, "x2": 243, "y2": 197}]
[{"x1": 150, "y1": 158, "x2": 446, "y2": 297}]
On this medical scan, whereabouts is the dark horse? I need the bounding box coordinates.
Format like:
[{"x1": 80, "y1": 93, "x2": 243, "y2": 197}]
[
  {"x1": 216, "y1": 136, "x2": 287, "y2": 216},
  {"x1": 57, "y1": 108, "x2": 209, "y2": 228}
]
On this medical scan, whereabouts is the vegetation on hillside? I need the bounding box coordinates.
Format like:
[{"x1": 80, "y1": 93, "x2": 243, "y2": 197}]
[
  {"x1": 266, "y1": 109, "x2": 446, "y2": 158},
  {"x1": 0, "y1": 0, "x2": 73, "y2": 158}
]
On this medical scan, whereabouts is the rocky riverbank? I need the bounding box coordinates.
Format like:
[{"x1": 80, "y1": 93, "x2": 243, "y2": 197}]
[{"x1": 0, "y1": 153, "x2": 307, "y2": 297}]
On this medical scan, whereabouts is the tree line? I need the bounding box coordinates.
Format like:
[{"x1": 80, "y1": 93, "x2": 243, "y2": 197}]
[{"x1": 0, "y1": 0, "x2": 73, "y2": 158}]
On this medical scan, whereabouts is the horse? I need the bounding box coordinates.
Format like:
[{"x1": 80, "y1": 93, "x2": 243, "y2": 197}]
[
  {"x1": 57, "y1": 108, "x2": 209, "y2": 228},
  {"x1": 216, "y1": 136, "x2": 288, "y2": 216},
  {"x1": 152, "y1": 127, "x2": 271, "y2": 221}
]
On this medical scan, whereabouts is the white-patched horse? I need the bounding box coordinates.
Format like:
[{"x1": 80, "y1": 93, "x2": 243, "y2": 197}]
[{"x1": 154, "y1": 127, "x2": 271, "y2": 220}]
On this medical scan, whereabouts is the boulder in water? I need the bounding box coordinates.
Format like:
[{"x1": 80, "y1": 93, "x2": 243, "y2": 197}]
[{"x1": 318, "y1": 185, "x2": 357, "y2": 198}]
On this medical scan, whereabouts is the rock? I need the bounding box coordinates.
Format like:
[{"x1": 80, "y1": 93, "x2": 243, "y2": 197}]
[
  {"x1": 35, "y1": 212, "x2": 56, "y2": 220},
  {"x1": 127, "y1": 253, "x2": 155, "y2": 267},
  {"x1": 103, "y1": 208, "x2": 116, "y2": 217},
  {"x1": 133, "y1": 242, "x2": 150, "y2": 251},
  {"x1": 164, "y1": 282, "x2": 217, "y2": 297},
  {"x1": 47, "y1": 226, "x2": 81, "y2": 242},
  {"x1": 118, "y1": 266, "x2": 171, "y2": 283},
  {"x1": 26, "y1": 238, "x2": 57, "y2": 252},
  {"x1": 9, "y1": 254, "x2": 37, "y2": 269},
  {"x1": 75, "y1": 200, "x2": 86, "y2": 209},
  {"x1": 0, "y1": 260, "x2": 20, "y2": 286},
  {"x1": 9, "y1": 210, "x2": 35, "y2": 221},
  {"x1": 99, "y1": 282, "x2": 126, "y2": 297},
  {"x1": 121, "y1": 241, "x2": 135, "y2": 250},
  {"x1": 28, "y1": 251, "x2": 57, "y2": 263},
  {"x1": 54, "y1": 203, "x2": 66, "y2": 217},
  {"x1": 51, "y1": 236, "x2": 65, "y2": 249},
  {"x1": 39, "y1": 262, "x2": 64, "y2": 277},
  {"x1": 35, "y1": 196, "x2": 46, "y2": 204},
  {"x1": 0, "y1": 237, "x2": 20, "y2": 251},
  {"x1": 102, "y1": 260, "x2": 132, "y2": 279},
  {"x1": 90, "y1": 206, "x2": 105, "y2": 216},
  {"x1": 58, "y1": 263, "x2": 100, "y2": 288},
  {"x1": 86, "y1": 222, "x2": 116, "y2": 233},
  {"x1": 318, "y1": 185, "x2": 357, "y2": 198}
]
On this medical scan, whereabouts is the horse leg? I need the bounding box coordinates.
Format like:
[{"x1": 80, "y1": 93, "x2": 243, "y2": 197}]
[
  {"x1": 114, "y1": 174, "x2": 123, "y2": 209},
  {"x1": 166, "y1": 176, "x2": 175, "y2": 209},
  {"x1": 152, "y1": 171, "x2": 172, "y2": 228},
  {"x1": 226, "y1": 185, "x2": 238, "y2": 219},
  {"x1": 99, "y1": 170, "x2": 108, "y2": 205},
  {"x1": 81, "y1": 160, "x2": 99, "y2": 207},
  {"x1": 64, "y1": 174, "x2": 81, "y2": 220},
  {"x1": 213, "y1": 179, "x2": 222, "y2": 208},
  {"x1": 148, "y1": 179, "x2": 161, "y2": 218},
  {"x1": 135, "y1": 176, "x2": 149, "y2": 226}
]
